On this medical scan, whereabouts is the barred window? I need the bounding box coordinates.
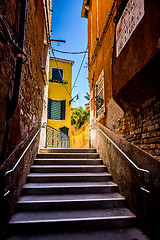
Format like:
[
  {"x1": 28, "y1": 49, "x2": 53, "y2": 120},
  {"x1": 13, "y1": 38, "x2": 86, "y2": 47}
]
[{"x1": 95, "y1": 69, "x2": 105, "y2": 118}]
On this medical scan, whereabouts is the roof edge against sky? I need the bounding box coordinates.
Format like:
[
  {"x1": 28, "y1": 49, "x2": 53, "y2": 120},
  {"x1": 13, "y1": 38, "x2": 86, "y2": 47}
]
[
  {"x1": 50, "y1": 57, "x2": 74, "y2": 66},
  {"x1": 81, "y1": 0, "x2": 90, "y2": 18}
]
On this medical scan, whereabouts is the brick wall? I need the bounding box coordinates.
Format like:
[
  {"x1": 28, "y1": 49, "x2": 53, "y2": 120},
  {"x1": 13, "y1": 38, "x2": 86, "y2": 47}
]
[
  {"x1": 116, "y1": 96, "x2": 160, "y2": 160},
  {"x1": 0, "y1": 0, "x2": 47, "y2": 161},
  {"x1": 0, "y1": 0, "x2": 21, "y2": 159},
  {"x1": 0, "y1": 0, "x2": 50, "y2": 235},
  {"x1": 92, "y1": 122, "x2": 160, "y2": 239}
]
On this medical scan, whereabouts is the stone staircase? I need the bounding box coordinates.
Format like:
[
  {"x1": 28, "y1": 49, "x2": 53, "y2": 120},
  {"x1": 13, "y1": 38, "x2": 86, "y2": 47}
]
[{"x1": 6, "y1": 148, "x2": 149, "y2": 239}]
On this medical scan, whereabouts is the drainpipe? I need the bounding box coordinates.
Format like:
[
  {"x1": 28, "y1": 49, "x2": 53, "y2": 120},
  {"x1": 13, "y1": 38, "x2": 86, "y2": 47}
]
[
  {"x1": 0, "y1": 0, "x2": 28, "y2": 165},
  {"x1": 7, "y1": 0, "x2": 27, "y2": 120}
]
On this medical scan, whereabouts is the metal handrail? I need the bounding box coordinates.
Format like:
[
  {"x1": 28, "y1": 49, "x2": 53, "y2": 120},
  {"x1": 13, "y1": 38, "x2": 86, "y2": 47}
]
[
  {"x1": 4, "y1": 122, "x2": 70, "y2": 196},
  {"x1": 4, "y1": 127, "x2": 37, "y2": 164},
  {"x1": 4, "y1": 122, "x2": 46, "y2": 196},
  {"x1": 96, "y1": 124, "x2": 152, "y2": 193}
]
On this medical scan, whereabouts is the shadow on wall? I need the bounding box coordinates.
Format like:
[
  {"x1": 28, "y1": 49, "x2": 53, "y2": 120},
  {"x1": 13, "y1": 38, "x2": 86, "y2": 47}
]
[{"x1": 91, "y1": 122, "x2": 160, "y2": 240}]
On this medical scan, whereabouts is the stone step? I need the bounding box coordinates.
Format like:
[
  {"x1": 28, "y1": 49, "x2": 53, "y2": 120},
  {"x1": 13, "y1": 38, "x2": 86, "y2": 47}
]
[
  {"x1": 26, "y1": 172, "x2": 112, "y2": 183},
  {"x1": 34, "y1": 158, "x2": 103, "y2": 165},
  {"x1": 8, "y1": 211, "x2": 136, "y2": 234},
  {"x1": 10, "y1": 207, "x2": 135, "y2": 223},
  {"x1": 40, "y1": 148, "x2": 96, "y2": 153},
  {"x1": 36, "y1": 153, "x2": 99, "y2": 159},
  {"x1": 22, "y1": 182, "x2": 118, "y2": 195},
  {"x1": 30, "y1": 165, "x2": 106, "y2": 173},
  {"x1": 6, "y1": 149, "x2": 149, "y2": 240},
  {"x1": 5, "y1": 227, "x2": 149, "y2": 240},
  {"x1": 16, "y1": 193, "x2": 125, "y2": 211}
]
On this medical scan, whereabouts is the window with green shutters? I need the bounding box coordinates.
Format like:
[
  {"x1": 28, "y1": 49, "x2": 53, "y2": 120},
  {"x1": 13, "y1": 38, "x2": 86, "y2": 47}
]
[
  {"x1": 48, "y1": 99, "x2": 66, "y2": 120},
  {"x1": 51, "y1": 100, "x2": 61, "y2": 120}
]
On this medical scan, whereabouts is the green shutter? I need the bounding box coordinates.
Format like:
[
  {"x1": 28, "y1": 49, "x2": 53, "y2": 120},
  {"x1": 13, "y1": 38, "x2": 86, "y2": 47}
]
[
  {"x1": 51, "y1": 100, "x2": 61, "y2": 120},
  {"x1": 61, "y1": 100, "x2": 66, "y2": 120},
  {"x1": 48, "y1": 99, "x2": 52, "y2": 119}
]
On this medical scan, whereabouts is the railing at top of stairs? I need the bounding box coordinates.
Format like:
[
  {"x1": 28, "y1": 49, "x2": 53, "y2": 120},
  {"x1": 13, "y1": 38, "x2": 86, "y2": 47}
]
[
  {"x1": 94, "y1": 122, "x2": 152, "y2": 194},
  {"x1": 4, "y1": 122, "x2": 70, "y2": 196},
  {"x1": 46, "y1": 125, "x2": 70, "y2": 148}
]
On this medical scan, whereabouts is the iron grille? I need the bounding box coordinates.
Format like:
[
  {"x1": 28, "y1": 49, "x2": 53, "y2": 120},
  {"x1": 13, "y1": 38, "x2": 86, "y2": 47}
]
[{"x1": 46, "y1": 125, "x2": 70, "y2": 148}]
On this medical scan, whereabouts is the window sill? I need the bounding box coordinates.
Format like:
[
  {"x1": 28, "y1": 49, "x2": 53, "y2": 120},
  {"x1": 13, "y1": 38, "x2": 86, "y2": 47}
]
[
  {"x1": 49, "y1": 79, "x2": 68, "y2": 84},
  {"x1": 48, "y1": 119, "x2": 65, "y2": 121}
]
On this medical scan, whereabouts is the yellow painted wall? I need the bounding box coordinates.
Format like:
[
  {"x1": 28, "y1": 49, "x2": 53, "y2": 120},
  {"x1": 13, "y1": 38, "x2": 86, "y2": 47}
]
[
  {"x1": 70, "y1": 120, "x2": 90, "y2": 148},
  {"x1": 47, "y1": 57, "x2": 74, "y2": 135}
]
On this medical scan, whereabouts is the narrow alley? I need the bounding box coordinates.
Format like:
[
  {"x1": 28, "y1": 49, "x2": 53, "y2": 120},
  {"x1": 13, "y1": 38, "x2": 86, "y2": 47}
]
[{"x1": 0, "y1": 0, "x2": 160, "y2": 240}]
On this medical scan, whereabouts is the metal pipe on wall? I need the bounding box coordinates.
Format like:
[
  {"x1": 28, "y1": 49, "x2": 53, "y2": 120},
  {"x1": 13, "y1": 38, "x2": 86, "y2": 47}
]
[
  {"x1": 1, "y1": 0, "x2": 28, "y2": 165},
  {"x1": 7, "y1": 0, "x2": 28, "y2": 120}
]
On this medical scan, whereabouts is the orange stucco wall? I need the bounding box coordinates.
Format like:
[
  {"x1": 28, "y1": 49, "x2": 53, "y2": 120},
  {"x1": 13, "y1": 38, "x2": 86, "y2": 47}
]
[
  {"x1": 70, "y1": 120, "x2": 90, "y2": 148},
  {"x1": 88, "y1": 0, "x2": 117, "y2": 121}
]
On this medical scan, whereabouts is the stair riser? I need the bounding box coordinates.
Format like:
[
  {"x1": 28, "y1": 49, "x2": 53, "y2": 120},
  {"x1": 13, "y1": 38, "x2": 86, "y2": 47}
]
[
  {"x1": 8, "y1": 217, "x2": 136, "y2": 234},
  {"x1": 30, "y1": 167, "x2": 106, "y2": 173},
  {"x1": 17, "y1": 199, "x2": 125, "y2": 211},
  {"x1": 22, "y1": 186, "x2": 118, "y2": 195},
  {"x1": 7, "y1": 147, "x2": 144, "y2": 239},
  {"x1": 34, "y1": 159, "x2": 103, "y2": 165},
  {"x1": 36, "y1": 153, "x2": 99, "y2": 159},
  {"x1": 40, "y1": 149, "x2": 96, "y2": 153},
  {"x1": 27, "y1": 175, "x2": 112, "y2": 183}
]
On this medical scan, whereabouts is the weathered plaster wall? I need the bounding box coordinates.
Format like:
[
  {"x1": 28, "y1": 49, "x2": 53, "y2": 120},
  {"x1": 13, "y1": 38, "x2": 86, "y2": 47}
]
[
  {"x1": 85, "y1": 1, "x2": 160, "y2": 238},
  {"x1": 86, "y1": 0, "x2": 160, "y2": 160},
  {"x1": 113, "y1": 0, "x2": 160, "y2": 102},
  {"x1": 91, "y1": 122, "x2": 160, "y2": 239},
  {"x1": 0, "y1": 0, "x2": 46, "y2": 160},
  {"x1": 102, "y1": 0, "x2": 160, "y2": 161},
  {"x1": 106, "y1": 98, "x2": 124, "y2": 130},
  {"x1": 0, "y1": 0, "x2": 21, "y2": 160},
  {"x1": 0, "y1": 0, "x2": 49, "y2": 235},
  {"x1": 88, "y1": 0, "x2": 116, "y2": 121}
]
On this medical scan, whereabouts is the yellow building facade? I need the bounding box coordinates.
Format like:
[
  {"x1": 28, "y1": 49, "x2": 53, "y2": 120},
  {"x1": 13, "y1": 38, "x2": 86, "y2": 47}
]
[{"x1": 47, "y1": 57, "x2": 74, "y2": 135}]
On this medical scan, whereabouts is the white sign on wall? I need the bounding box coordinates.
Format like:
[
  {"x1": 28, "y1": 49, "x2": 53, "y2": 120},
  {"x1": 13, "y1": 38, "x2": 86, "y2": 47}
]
[{"x1": 116, "y1": 0, "x2": 145, "y2": 57}]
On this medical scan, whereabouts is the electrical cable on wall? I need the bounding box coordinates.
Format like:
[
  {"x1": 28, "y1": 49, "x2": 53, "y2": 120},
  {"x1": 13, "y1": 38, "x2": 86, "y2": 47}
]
[
  {"x1": 50, "y1": 46, "x2": 72, "y2": 97},
  {"x1": 50, "y1": 45, "x2": 88, "y2": 101}
]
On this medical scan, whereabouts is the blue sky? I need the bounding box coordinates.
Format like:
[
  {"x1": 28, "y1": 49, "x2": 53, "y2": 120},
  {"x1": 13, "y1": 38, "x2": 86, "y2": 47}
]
[{"x1": 50, "y1": 0, "x2": 89, "y2": 109}]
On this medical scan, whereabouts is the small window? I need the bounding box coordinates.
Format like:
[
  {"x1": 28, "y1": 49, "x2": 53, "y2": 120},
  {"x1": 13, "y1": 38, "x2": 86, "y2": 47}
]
[
  {"x1": 51, "y1": 68, "x2": 64, "y2": 82},
  {"x1": 95, "y1": 69, "x2": 105, "y2": 118},
  {"x1": 60, "y1": 126, "x2": 69, "y2": 135},
  {"x1": 48, "y1": 99, "x2": 66, "y2": 120}
]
